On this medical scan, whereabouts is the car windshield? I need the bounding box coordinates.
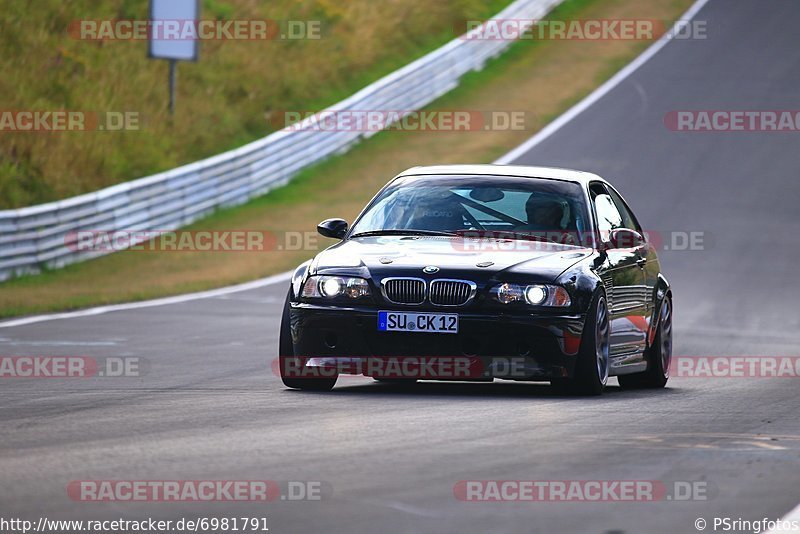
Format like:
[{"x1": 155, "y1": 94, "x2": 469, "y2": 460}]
[{"x1": 349, "y1": 174, "x2": 590, "y2": 246}]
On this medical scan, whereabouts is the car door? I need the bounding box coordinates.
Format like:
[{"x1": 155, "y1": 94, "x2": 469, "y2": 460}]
[
  {"x1": 606, "y1": 185, "x2": 658, "y2": 324},
  {"x1": 590, "y1": 183, "x2": 649, "y2": 364}
]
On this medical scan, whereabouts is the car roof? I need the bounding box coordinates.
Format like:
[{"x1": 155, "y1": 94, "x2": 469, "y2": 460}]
[{"x1": 396, "y1": 164, "x2": 606, "y2": 187}]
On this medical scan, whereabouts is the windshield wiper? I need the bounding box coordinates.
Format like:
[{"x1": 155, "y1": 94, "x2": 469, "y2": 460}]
[
  {"x1": 453, "y1": 229, "x2": 562, "y2": 244},
  {"x1": 349, "y1": 229, "x2": 459, "y2": 238}
]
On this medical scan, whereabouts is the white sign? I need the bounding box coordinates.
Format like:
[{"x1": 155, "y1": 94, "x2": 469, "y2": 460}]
[{"x1": 149, "y1": 0, "x2": 199, "y2": 61}]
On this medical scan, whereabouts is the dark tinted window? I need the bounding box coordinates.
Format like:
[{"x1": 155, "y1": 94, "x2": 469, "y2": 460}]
[{"x1": 350, "y1": 175, "x2": 590, "y2": 245}]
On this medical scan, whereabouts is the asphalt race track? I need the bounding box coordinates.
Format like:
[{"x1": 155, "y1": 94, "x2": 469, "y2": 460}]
[{"x1": 2, "y1": 1, "x2": 799, "y2": 532}]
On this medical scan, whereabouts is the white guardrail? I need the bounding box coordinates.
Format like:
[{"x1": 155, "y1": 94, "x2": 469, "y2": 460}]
[{"x1": 0, "y1": 0, "x2": 564, "y2": 281}]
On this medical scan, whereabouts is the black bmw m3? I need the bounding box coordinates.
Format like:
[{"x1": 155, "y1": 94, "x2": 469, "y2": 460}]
[{"x1": 279, "y1": 165, "x2": 672, "y2": 395}]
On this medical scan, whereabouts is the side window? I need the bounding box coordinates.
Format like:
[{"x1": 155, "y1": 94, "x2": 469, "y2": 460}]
[
  {"x1": 607, "y1": 188, "x2": 641, "y2": 233},
  {"x1": 594, "y1": 194, "x2": 623, "y2": 233}
]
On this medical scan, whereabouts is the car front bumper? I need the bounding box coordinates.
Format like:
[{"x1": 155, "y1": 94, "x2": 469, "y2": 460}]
[{"x1": 288, "y1": 303, "x2": 587, "y2": 380}]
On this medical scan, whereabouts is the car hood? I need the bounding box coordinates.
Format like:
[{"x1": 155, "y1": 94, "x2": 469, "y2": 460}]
[{"x1": 312, "y1": 236, "x2": 592, "y2": 282}]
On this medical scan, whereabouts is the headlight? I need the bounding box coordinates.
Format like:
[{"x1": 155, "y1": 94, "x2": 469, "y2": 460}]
[
  {"x1": 495, "y1": 283, "x2": 524, "y2": 304},
  {"x1": 491, "y1": 283, "x2": 571, "y2": 307},
  {"x1": 525, "y1": 285, "x2": 547, "y2": 305},
  {"x1": 302, "y1": 276, "x2": 371, "y2": 299},
  {"x1": 321, "y1": 277, "x2": 343, "y2": 297}
]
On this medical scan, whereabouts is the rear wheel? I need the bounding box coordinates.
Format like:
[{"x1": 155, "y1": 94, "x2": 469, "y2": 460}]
[
  {"x1": 618, "y1": 297, "x2": 672, "y2": 390},
  {"x1": 279, "y1": 291, "x2": 337, "y2": 391},
  {"x1": 551, "y1": 293, "x2": 610, "y2": 396}
]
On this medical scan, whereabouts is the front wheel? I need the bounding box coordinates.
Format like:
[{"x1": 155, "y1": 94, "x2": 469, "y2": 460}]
[
  {"x1": 551, "y1": 292, "x2": 610, "y2": 396},
  {"x1": 618, "y1": 297, "x2": 672, "y2": 390},
  {"x1": 278, "y1": 291, "x2": 337, "y2": 391}
]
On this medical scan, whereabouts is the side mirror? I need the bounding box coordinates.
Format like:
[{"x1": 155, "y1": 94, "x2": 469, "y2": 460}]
[
  {"x1": 608, "y1": 228, "x2": 645, "y2": 249},
  {"x1": 317, "y1": 218, "x2": 348, "y2": 240}
]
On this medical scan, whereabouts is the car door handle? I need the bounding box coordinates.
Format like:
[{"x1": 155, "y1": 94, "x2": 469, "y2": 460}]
[{"x1": 636, "y1": 257, "x2": 647, "y2": 268}]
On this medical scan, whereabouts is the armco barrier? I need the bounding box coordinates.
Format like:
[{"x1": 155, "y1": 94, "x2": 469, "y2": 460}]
[{"x1": 0, "y1": 0, "x2": 564, "y2": 281}]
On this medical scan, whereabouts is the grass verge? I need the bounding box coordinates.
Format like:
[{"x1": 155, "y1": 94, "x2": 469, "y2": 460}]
[
  {"x1": 0, "y1": 0, "x2": 510, "y2": 207},
  {"x1": 0, "y1": 0, "x2": 694, "y2": 318}
]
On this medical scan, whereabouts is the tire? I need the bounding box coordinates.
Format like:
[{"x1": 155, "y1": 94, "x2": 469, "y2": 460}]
[
  {"x1": 551, "y1": 292, "x2": 610, "y2": 396},
  {"x1": 618, "y1": 297, "x2": 672, "y2": 390},
  {"x1": 278, "y1": 291, "x2": 337, "y2": 391}
]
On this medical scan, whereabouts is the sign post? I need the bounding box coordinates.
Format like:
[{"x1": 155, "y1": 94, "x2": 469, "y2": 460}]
[
  {"x1": 168, "y1": 59, "x2": 177, "y2": 115},
  {"x1": 148, "y1": 0, "x2": 199, "y2": 115}
]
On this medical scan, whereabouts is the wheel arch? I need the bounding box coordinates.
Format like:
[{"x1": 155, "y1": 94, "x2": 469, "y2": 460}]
[
  {"x1": 556, "y1": 258, "x2": 606, "y2": 317},
  {"x1": 647, "y1": 273, "x2": 672, "y2": 348},
  {"x1": 290, "y1": 260, "x2": 313, "y2": 300}
]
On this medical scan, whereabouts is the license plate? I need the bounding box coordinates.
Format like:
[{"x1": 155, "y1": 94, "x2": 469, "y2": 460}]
[{"x1": 378, "y1": 311, "x2": 458, "y2": 334}]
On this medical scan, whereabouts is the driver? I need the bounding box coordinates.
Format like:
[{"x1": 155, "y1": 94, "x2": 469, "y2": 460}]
[{"x1": 515, "y1": 196, "x2": 571, "y2": 244}]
